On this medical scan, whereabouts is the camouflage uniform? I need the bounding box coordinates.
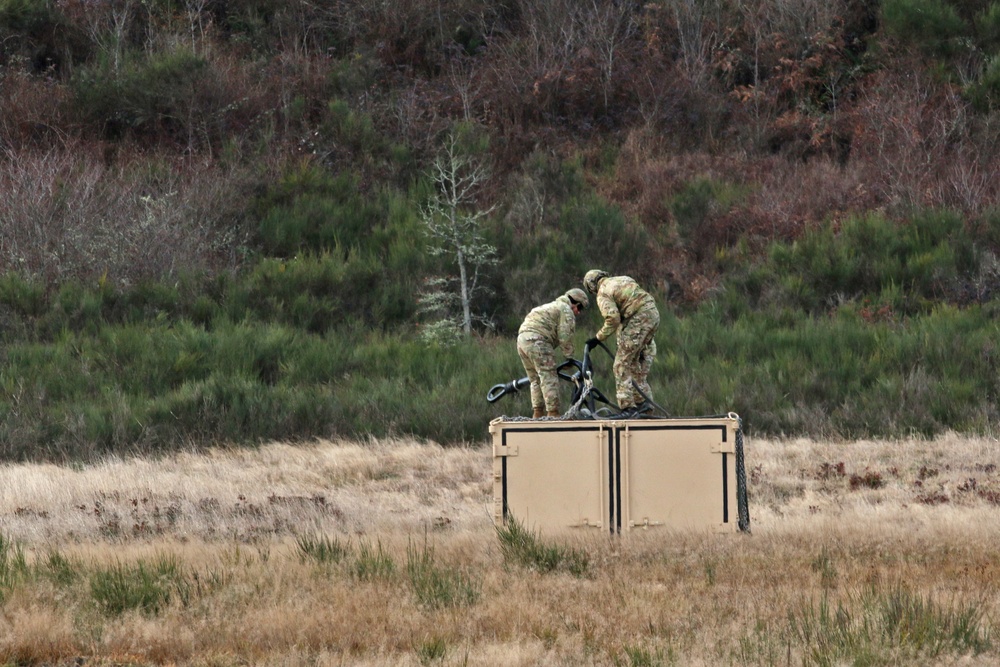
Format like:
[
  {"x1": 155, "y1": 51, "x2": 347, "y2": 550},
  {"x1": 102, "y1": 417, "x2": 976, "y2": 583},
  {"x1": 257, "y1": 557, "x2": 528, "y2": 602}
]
[
  {"x1": 593, "y1": 275, "x2": 659, "y2": 410},
  {"x1": 517, "y1": 294, "x2": 577, "y2": 415}
]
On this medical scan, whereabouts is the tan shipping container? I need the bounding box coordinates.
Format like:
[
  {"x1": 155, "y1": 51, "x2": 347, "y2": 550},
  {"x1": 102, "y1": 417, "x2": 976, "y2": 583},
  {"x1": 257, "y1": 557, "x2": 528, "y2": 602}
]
[{"x1": 491, "y1": 415, "x2": 750, "y2": 534}]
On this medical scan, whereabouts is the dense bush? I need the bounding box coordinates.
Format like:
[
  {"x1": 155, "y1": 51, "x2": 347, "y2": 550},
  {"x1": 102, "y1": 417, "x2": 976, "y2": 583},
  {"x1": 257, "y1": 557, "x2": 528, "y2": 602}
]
[
  {"x1": 70, "y1": 48, "x2": 214, "y2": 142},
  {"x1": 882, "y1": 0, "x2": 968, "y2": 58},
  {"x1": 727, "y1": 210, "x2": 982, "y2": 315},
  {"x1": 493, "y1": 153, "x2": 655, "y2": 329}
]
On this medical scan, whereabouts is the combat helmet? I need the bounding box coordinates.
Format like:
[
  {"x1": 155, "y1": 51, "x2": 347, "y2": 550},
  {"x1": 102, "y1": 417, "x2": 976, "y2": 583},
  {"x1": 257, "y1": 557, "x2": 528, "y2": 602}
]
[
  {"x1": 583, "y1": 269, "x2": 609, "y2": 294},
  {"x1": 565, "y1": 287, "x2": 589, "y2": 310}
]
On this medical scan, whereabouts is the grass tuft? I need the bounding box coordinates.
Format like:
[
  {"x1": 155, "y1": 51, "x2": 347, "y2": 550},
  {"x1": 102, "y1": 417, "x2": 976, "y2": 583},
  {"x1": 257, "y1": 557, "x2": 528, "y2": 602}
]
[
  {"x1": 296, "y1": 532, "x2": 351, "y2": 566},
  {"x1": 0, "y1": 533, "x2": 29, "y2": 600},
  {"x1": 786, "y1": 583, "x2": 991, "y2": 663},
  {"x1": 90, "y1": 554, "x2": 188, "y2": 617},
  {"x1": 495, "y1": 515, "x2": 589, "y2": 576},
  {"x1": 406, "y1": 536, "x2": 480, "y2": 609},
  {"x1": 416, "y1": 636, "x2": 448, "y2": 665},
  {"x1": 352, "y1": 539, "x2": 395, "y2": 582}
]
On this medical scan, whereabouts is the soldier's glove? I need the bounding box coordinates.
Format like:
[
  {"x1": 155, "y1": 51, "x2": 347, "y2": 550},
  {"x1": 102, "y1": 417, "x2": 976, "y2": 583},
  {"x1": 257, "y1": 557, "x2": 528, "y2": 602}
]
[{"x1": 585, "y1": 338, "x2": 601, "y2": 348}]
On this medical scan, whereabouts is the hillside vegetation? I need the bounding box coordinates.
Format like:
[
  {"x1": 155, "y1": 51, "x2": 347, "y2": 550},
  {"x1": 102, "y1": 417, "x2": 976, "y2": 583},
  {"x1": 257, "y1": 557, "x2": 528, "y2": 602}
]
[{"x1": 2, "y1": 0, "x2": 1000, "y2": 458}]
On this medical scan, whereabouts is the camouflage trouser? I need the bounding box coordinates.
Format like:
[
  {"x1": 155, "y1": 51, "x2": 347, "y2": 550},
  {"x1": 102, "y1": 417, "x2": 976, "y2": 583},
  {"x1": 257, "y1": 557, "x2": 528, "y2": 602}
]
[
  {"x1": 517, "y1": 333, "x2": 560, "y2": 413},
  {"x1": 613, "y1": 306, "x2": 659, "y2": 410}
]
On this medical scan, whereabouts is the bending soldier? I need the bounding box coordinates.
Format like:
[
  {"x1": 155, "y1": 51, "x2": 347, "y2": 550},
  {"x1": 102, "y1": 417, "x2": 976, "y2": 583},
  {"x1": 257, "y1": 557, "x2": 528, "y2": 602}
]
[
  {"x1": 583, "y1": 270, "x2": 659, "y2": 417},
  {"x1": 517, "y1": 288, "x2": 589, "y2": 418}
]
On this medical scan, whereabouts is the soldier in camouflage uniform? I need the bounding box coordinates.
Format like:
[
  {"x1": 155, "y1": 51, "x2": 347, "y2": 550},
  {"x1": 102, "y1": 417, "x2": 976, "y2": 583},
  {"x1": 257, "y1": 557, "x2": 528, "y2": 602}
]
[
  {"x1": 583, "y1": 270, "x2": 659, "y2": 416},
  {"x1": 517, "y1": 288, "x2": 590, "y2": 418}
]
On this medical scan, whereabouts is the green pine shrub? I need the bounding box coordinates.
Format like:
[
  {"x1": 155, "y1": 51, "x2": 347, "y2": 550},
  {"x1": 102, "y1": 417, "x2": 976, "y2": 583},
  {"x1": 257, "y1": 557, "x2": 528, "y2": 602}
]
[
  {"x1": 966, "y1": 54, "x2": 1000, "y2": 110},
  {"x1": 752, "y1": 211, "x2": 980, "y2": 315},
  {"x1": 0, "y1": 0, "x2": 57, "y2": 33},
  {"x1": 256, "y1": 171, "x2": 387, "y2": 256},
  {"x1": 975, "y1": 3, "x2": 1000, "y2": 52},
  {"x1": 499, "y1": 192, "x2": 651, "y2": 331},
  {"x1": 882, "y1": 0, "x2": 968, "y2": 58},
  {"x1": 70, "y1": 48, "x2": 210, "y2": 140},
  {"x1": 668, "y1": 177, "x2": 749, "y2": 251},
  {"x1": 0, "y1": 273, "x2": 46, "y2": 319},
  {"x1": 0, "y1": 0, "x2": 88, "y2": 72}
]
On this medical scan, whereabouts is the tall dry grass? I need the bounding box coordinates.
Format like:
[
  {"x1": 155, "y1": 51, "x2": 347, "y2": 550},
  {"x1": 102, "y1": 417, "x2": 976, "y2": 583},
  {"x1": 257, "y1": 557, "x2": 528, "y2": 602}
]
[{"x1": 0, "y1": 433, "x2": 998, "y2": 665}]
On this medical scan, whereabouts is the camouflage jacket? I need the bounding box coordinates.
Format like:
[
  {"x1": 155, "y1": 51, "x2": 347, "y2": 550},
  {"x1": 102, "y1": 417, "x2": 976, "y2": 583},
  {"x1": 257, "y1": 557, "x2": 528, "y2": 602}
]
[
  {"x1": 594, "y1": 275, "x2": 656, "y2": 341},
  {"x1": 518, "y1": 294, "x2": 577, "y2": 357}
]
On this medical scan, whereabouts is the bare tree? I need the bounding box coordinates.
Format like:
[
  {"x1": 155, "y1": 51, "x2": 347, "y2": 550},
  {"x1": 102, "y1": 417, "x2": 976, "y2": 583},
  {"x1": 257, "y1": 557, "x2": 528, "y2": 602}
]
[
  {"x1": 672, "y1": 0, "x2": 722, "y2": 83},
  {"x1": 584, "y1": 0, "x2": 639, "y2": 111},
  {"x1": 419, "y1": 128, "x2": 497, "y2": 339},
  {"x1": 80, "y1": 0, "x2": 137, "y2": 74},
  {"x1": 184, "y1": 0, "x2": 211, "y2": 51}
]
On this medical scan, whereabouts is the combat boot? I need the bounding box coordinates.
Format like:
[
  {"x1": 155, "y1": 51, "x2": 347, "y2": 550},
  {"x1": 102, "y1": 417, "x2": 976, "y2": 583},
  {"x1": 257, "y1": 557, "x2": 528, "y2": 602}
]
[
  {"x1": 532, "y1": 407, "x2": 544, "y2": 418},
  {"x1": 546, "y1": 410, "x2": 561, "y2": 418},
  {"x1": 616, "y1": 405, "x2": 637, "y2": 419}
]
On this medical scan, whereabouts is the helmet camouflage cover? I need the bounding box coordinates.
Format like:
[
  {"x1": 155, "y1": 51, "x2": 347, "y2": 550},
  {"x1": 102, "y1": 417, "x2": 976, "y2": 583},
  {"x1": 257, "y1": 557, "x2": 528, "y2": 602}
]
[
  {"x1": 565, "y1": 287, "x2": 589, "y2": 310},
  {"x1": 583, "y1": 269, "x2": 609, "y2": 294}
]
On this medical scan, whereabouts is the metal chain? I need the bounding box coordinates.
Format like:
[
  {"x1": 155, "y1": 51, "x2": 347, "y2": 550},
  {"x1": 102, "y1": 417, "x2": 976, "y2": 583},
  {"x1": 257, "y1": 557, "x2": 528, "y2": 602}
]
[{"x1": 732, "y1": 412, "x2": 751, "y2": 533}]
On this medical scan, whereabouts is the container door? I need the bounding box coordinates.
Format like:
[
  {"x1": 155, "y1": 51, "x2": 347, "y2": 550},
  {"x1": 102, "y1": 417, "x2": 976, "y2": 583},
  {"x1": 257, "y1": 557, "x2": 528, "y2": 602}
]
[
  {"x1": 618, "y1": 420, "x2": 739, "y2": 532},
  {"x1": 494, "y1": 423, "x2": 609, "y2": 532}
]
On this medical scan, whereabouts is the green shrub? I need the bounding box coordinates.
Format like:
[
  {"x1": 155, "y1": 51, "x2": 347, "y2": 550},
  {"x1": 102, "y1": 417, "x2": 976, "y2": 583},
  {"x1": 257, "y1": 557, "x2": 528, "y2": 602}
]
[
  {"x1": 256, "y1": 171, "x2": 386, "y2": 255},
  {"x1": 326, "y1": 99, "x2": 380, "y2": 152},
  {"x1": 756, "y1": 211, "x2": 979, "y2": 314},
  {"x1": 499, "y1": 191, "x2": 651, "y2": 328},
  {"x1": 71, "y1": 48, "x2": 210, "y2": 139},
  {"x1": 329, "y1": 52, "x2": 383, "y2": 96},
  {"x1": 0, "y1": 0, "x2": 56, "y2": 32},
  {"x1": 669, "y1": 177, "x2": 748, "y2": 247},
  {"x1": 615, "y1": 644, "x2": 669, "y2": 667},
  {"x1": 41, "y1": 549, "x2": 78, "y2": 587},
  {"x1": 975, "y1": 2, "x2": 1000, "y2": 51},
  {"x1": 882, "y1": 0, "x2": 968, "y2": 57},
  {"x1": 0, "y1": 273, "x2": 46, "y2": 319},
  {"x1": 416, "y1": 637, "x2": 448, "y2": 665},
  {"x1": 249, "y1": 165, "x2": 423, "y2": 330},
  {"x1": 966, "y1": 54, "x2": 1000, "y2": 110}
]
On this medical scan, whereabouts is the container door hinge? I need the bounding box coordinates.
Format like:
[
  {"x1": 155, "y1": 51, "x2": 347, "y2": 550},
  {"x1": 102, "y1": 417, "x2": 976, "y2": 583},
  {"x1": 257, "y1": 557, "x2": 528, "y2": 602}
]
[
  {"x1": 495, "y1": 446, "x2": 518, "y2": 457},
  {"x1": 628, "y1": 518, "x2": 664, "y2": 529},
  {"x1": 569, "y1": 518, "x2": 602, "y2": 529},
  {"x1": 711, "y1": 441, "x2": 735, "y2": 454}
]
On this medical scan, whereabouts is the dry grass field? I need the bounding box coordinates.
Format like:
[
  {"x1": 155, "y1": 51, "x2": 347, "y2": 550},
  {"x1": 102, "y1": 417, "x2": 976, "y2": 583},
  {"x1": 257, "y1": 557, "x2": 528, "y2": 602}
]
[{"x1": 0, "y1": 432, "x2": 999, "y2": 666}]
